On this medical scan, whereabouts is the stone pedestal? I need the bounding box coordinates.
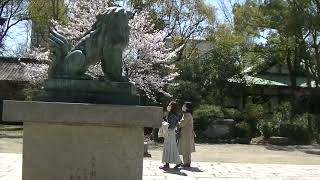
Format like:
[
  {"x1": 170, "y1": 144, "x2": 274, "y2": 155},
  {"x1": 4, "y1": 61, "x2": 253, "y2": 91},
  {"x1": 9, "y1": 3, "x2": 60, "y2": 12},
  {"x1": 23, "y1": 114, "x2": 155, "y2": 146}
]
[
  {"x1": 36, "y1": 79, "x2": 140, "y2": 105},
  {"x1": 2, "y1": 100, "x2": 162, "y2": 180}
]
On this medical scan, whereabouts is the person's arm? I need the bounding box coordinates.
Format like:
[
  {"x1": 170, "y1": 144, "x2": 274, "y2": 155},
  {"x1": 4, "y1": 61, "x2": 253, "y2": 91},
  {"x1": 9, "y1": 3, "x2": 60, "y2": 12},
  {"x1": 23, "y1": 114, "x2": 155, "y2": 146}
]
[{"x1": 179, "y1": 114, "x2": 190, "y2": 127}]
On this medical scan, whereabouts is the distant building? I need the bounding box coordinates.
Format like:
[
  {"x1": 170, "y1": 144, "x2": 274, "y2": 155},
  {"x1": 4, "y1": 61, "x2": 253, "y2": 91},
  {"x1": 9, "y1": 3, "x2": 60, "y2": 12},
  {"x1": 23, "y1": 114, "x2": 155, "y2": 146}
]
[
  {"x1": 165, "y1": 38, "x2": 213, "y2": 57},
  {"x1": 0, "y1": 57, "x2": 47, "y2": 122},
  {"x1": 228, "y1": 61, "x2": 319, "y2": 113}
]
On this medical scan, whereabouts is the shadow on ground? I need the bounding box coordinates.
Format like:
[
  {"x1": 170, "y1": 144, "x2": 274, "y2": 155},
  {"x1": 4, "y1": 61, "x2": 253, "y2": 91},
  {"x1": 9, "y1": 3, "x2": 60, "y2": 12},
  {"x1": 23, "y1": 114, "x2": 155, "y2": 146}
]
[
  {"x1": 265, "y1": 144, "x2": 295, "y2": 152},
  {"x1": 0, "y1": 125, "x2": 23, "y2": 139},
  {"x1": 0, "y1": 127, "x2": 23, "y2": 131},
  {"x1": 265, "y1": 144, "x2": 320, "y2": 155},
  {"x1": 161, "y1": 166, "x2": 204, "y2": 176},
  {"x1": 181, "y1": 167, "x2": 203, "y2": 172},
  {"x1": 163, "y1": 168, "x2": 188, "y2": 176},
  {"x1": 0, "y1": 134, "x2": 23, "y2": 138}
]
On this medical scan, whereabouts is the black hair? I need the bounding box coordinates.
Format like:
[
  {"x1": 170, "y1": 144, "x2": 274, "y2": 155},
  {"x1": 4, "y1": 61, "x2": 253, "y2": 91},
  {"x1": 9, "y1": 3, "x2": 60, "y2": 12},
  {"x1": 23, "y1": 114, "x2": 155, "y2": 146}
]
[
  {"x1": 183, "y1": 101, "x2": 193, "y2": 114},
  {"x1": 168, "y1": 101, "x2": 178, "y2": 115}
]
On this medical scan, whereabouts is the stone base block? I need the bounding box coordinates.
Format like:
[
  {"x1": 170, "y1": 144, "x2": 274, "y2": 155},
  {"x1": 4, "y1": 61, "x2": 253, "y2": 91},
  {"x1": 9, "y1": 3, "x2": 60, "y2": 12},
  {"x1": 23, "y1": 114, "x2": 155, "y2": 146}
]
[
  {"x1": 3, "y1": 101, "x2": 162, "y2": 127},
  {"x1": 23, "y1": 123, "x2": 143, "y2": 180},
  {"x1": 36, "y1": 79, "x2": 140, "y2": 105},
  {"x1": 36, "y1": 91, "x2": 140, "y2": 105},
  {"x1": 2, "y1": 101, "x2": 163, "y2": 180},
  {"x1": 44, "y1": 79, "x2": 137, "y2": 95}
]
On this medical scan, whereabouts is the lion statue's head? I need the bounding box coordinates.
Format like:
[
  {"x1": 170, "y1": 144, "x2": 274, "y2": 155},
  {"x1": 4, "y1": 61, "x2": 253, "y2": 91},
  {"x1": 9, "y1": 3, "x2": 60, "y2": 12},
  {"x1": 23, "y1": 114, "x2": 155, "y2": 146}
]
[{"x1": 93, "y1": 7, "x2": 131, "y2": 49}]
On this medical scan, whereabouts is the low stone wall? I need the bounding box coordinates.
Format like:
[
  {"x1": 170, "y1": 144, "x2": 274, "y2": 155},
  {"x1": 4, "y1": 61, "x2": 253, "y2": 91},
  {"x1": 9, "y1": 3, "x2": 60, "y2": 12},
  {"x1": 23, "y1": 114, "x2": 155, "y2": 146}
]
[{"x1": 0, "y1": 81, "x2": 27, "y2": 123}]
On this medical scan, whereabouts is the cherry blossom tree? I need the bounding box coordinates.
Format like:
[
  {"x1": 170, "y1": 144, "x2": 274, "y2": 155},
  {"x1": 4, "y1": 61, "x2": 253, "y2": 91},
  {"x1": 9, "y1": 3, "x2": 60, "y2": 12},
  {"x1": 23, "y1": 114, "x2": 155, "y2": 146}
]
[
  {"x1": 123, "y1": 10, "x2": 181, "y2": 99},
  {"x1": 26, "y1": 0, "x2": 180, "y2": 101}
]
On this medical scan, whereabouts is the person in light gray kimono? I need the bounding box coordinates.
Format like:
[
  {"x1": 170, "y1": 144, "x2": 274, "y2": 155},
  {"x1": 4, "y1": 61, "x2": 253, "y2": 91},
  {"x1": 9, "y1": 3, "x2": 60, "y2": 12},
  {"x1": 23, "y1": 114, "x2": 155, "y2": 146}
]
[{"x1": 159, "y1": 101, "x2": 182, "y2": 169}]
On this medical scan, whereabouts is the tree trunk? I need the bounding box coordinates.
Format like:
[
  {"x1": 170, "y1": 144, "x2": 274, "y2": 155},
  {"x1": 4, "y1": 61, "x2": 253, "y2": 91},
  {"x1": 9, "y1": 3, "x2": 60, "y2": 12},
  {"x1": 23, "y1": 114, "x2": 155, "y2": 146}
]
[
  {"x1": 286, "y1": 48, "x2": 298, "y2": 117},
  {"x1": 314, "y1": 31, "x2": 320, "y2": 88}
]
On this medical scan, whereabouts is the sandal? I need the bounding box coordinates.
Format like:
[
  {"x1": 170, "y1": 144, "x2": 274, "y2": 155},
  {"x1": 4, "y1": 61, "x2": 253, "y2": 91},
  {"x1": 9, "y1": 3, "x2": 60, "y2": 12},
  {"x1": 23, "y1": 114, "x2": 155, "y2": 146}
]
[{"x1": 159, "y1": 163, "x2": 169, "y2": 169}]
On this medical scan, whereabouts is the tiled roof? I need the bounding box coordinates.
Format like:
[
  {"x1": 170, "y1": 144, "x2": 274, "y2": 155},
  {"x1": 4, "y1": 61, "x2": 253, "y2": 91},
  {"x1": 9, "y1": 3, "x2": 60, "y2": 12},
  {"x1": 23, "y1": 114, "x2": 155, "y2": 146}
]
[
  {"x1": 0, "y1": 57, "x2": 48, "y2": 82},
  {"x1": 229, "y1": 74, "x2": 316, "y2": 88}
]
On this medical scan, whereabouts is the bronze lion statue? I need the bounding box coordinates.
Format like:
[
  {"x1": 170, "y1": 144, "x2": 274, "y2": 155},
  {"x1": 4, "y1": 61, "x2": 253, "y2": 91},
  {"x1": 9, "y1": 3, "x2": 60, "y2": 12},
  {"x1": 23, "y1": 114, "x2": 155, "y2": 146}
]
[{"x1": 48, "y1": 7, "x2": 130, "y2": 81}]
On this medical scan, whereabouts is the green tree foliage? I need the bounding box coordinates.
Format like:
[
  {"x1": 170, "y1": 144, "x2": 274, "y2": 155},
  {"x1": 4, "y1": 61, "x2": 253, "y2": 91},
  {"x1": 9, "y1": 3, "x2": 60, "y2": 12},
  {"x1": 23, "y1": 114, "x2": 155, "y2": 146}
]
[
  {"x1": 171, "y1": 24, "x2": 247, "y2": 106},
  {"x1": 234, "y1": 0, "x2": 320, "y2": 115},
  {"x1": 28, "y1": 0, "x2": 68, "y2": 47},
  {"x1": 28, "y1": 0, "x2": 67, "y2": 25}
]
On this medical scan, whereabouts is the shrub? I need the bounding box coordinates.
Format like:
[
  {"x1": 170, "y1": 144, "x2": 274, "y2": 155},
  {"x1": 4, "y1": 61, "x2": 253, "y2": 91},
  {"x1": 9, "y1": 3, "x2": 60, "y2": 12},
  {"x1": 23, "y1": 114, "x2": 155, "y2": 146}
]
[
  {"x1": 258, "y1": 120, "x2": 279, "y2": 139},
  {"x1": 257, "y1": 102, "x2": 320, "y2": 144},
  {"x1": 279, "y1": 123, "x2": 310, "y2": 144},
  {"x1": 257, "y1": 102, "x2": 292, "y2": 139},
  {"x1": 279, "y1": 113, "x2": 320, "y2": 144},
  {"x1": 244, "y1": 103, "x2": 265, "y2": 136},
  {"x1": 22, "y1": 85, "x2": 43, "y2": 101},
  {"x1": 302, "y1": 113, "x2": 320, "y2": 140},
  {"x1": 193, "y1": 104, "x2": 224, "y2": 138},
  {"x1": 235, "y1": 122, "x2": 251, "y2": 138},
  {"x1": 223, "y1": 108, "x2": 243, "y2": 120},
  {"x1": 244, "y1": 104, "x2": 264, "y2": 120},
  {"x1": 273, "y1": 102, "x2": 291, "y2": 123}
]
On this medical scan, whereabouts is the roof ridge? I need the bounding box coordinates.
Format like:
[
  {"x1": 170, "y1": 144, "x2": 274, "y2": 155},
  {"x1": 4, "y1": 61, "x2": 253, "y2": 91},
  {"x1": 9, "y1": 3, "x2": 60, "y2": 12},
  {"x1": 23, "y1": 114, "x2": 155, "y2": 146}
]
[{"x1": 0, "y1": 56, "x2": 50, "y2": 64}]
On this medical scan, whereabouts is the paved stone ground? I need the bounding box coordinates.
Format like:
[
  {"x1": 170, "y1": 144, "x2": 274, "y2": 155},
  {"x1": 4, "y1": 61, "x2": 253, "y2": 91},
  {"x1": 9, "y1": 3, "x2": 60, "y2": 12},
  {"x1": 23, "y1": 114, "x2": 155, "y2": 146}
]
[
  {"x1": 2, "y1": 126, "x2": 320, "y2": 179},
  {"x1": 1, "y1": 153, "x2": 320, "y2": 180},
  {"x1": 0, "y1": 153, "x2": 21, "y2": 180}
]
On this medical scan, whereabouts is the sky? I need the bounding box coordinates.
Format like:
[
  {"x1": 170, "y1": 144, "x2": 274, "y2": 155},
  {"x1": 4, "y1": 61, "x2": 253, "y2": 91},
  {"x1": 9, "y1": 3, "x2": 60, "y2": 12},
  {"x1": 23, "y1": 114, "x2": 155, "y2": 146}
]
[
  {"x1": 206, "y1": 0, "x2": 232, "y2": 21},
  {"x1": 4, "y1": 20, "x2": 31, "y2": 56},
  {"x1": 206, "y1": 0, "x2": 246, "y2": 21},
  {"x1": 4, "y1": 0, "x2": 242, "y2": 56}
]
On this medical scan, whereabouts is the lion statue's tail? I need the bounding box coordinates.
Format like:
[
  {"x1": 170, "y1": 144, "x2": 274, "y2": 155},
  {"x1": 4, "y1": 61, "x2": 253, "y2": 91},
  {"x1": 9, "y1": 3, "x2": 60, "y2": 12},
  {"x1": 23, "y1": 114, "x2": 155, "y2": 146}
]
[{"x1": 48, "y1": 29, "x2": 72, "y2": 77}]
